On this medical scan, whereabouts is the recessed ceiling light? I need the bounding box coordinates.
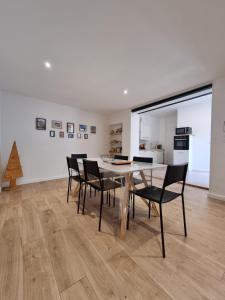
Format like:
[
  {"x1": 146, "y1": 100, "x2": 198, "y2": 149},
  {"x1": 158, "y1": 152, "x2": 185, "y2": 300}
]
[
  {"x1": 44, "y1": 61, "x2": 52, "y2": 69},
  {"x1": 123, "y1": 90, "x2": 128, "y2": 95}
]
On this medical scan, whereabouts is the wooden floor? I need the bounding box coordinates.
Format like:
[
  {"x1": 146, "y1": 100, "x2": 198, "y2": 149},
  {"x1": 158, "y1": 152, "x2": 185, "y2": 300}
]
[{"x1": 0, "y1": 178, "x2": 225, "y2": 300}]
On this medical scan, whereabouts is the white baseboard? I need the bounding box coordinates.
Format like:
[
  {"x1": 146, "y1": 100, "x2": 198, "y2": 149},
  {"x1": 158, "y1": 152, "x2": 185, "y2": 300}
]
[
  {"x1": 208, "y1": 192, "x2": 225, "y2": 201},
  {"x1": 2, "y1": 174, "x2": 68, "y2": 187}
]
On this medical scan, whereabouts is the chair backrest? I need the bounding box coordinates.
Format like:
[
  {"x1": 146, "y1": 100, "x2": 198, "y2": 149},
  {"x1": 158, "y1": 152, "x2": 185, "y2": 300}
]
[
  {"x1": 133, "y1": 156, "x2": 153, "y2": 163},
  {"x1": 71, "y1": 153, "x2": 87, "y2": 159},
  {"x1": 83, "y1": 159, "x2": 102, "y2": 185},
  {"x1": 163, "y1": 164, "x2": 188, "y2": 191},
  {"x1": 66, "y1": 156, "x2": 80, "y2": 176},
  {"x1": 114, "y1": 155, "x2": 128, "y2": 160}
]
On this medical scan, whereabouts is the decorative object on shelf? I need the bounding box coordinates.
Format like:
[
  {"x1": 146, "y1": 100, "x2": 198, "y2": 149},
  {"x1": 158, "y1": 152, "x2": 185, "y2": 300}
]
[
  {"x1": 84, "y1": 134, "x2": 88, "y2": 139},
  {"x1": 50, "y1": 130, "x2": 55, "y2": 137},
  {"x1": 77, "y1": 133, "x2": 81, "y2": 139},
  {"x1": 59, "y1": 131, "x2": 64, "y2": 138},
  {"x1": 67, "y1": 122, "x2": 74, "y2": 133},
  {"x1": 79, "y1": 124, "x2": 87, "y2": 132},
  {"x1": 52, "y1": 120, "x2": 62, "y2": 129},
  {"x1": 68, "y1": 133, "x2": 74, "y2": 138},
  {"x1": 36, "y1": 118, "x2": 46, "y2": 130},
  {"x1": 90, "y1": 126, "x2": 96, "y2": 134},
  {"x1": 109, "y1": 123, "x2": 123, "y2": 155},
  {"x1": 3, "y1": 141, "x2": 23, "y2": 189}
]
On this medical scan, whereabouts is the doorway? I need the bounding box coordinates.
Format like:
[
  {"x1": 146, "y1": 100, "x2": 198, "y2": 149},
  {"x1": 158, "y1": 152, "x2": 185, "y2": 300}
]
[{"x1": 131, "y1": 85, "x2": 212, "y2": 188}]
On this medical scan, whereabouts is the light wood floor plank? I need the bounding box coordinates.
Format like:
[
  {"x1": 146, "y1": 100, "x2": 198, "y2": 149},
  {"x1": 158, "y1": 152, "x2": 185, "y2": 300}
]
[
  {"x1": 23, "y1": 239, "x2": 61, "y2": 300},
  {"x1": 61, "y1": 276, "x2": 99, "y2": 300},
  {"x1": 0, "y1": 178, "x2": 225, "y2": 300}
]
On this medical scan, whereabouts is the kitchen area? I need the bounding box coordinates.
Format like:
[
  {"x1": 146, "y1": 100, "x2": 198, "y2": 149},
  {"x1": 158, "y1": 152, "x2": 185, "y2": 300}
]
[
  {"x1": 138, "y1": 109, "x2": 177, "y2": 165},
  {"x1": 133, "y1": 93, "x2": 212, "y2": 188}
]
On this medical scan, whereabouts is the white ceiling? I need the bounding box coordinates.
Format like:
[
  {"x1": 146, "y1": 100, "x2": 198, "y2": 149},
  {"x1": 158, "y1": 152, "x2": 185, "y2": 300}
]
[{"x1": 0, "y1": 0, "x2": 225, "y2": 114}]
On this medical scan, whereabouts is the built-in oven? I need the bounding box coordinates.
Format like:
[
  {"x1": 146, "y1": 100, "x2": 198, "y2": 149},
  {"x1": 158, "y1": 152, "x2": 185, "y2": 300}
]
[
  {"x1": 175, "y1": 127, "x2": 192, "y2": 135},
  {"x1": 174, "y1": 135, "x2": 189, "y2": 150}
]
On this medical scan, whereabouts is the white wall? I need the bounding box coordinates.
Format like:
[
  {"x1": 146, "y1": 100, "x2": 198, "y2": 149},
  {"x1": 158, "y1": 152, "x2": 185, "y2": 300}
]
[
  {"x1": 107, "y1": 110, "x2": 131, "y2": 156},
  {"x1": 177, "y1": 95, "x2": 212, "y2": 172},
  {"x1": 209, "y1": 77, "x2": 225, "y2": 200},
  {"x1": 1, "y1": 91, "x2": 107, "y2": 185}
]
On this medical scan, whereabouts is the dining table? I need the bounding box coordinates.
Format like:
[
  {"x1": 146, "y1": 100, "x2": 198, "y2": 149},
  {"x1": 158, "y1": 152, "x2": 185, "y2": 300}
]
[{"x1": 76, "y1": 157, "x2": 167, "y2": 240}]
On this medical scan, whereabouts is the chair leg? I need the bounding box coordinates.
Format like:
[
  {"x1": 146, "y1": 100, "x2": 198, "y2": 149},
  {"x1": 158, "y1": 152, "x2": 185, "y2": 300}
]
[
  {"x1": 82, "y1": 184, "x2": 87, "y2": 214},
  {"x1": 181, "y1": 194, "x2": 187, "y2": 236},
  {"x1": 148, "y1": 201, "x2": 151, "y2": 219},
  {"x1": 77, "y1": 182, "x2": 82, "y2": 214},
  {"x1": 133, "y1": 193, "x2": 135, "y2": 219},
  {"x1": 99, "y1": 191, "x2": 104, "y2": 231},
  {"x1": 109, "y1": 191, "x2": 111, "y2": 207},
  {"x1": 159, "y1": 203, "x2": 166, "y2": 258},
  {"x1": 67, "y1": 177, "x2": 70, "y2": 203},
  {"x1": 127, "y1": 208, "x2": 130, "y2": 230},
  {"x1": 69, "y1": 177, "x2": 72, "y2": 191}
]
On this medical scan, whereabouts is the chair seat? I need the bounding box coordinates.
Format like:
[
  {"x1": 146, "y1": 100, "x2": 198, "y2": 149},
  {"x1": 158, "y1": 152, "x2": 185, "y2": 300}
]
[
  {"x1": 132, "y1": 185, "x2": 181, "y2": 203},
  {"x1": 71, "y1": 174, "x2": 85, "y2": 182},
  {"x1": 89, "y1": 178, "x2": 122, "y2": 191}
]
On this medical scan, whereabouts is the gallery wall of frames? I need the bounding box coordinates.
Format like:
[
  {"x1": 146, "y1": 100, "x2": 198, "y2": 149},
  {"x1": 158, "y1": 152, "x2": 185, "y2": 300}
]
[{"x1": 36, "y1": 117, "x2": 96, "y2": 140}]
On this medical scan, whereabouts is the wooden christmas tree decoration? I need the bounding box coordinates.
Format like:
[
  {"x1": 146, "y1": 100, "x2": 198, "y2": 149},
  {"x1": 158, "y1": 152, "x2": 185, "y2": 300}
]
[{"x1": 4, "y1": 141, "x2": 23, "y2": 188}]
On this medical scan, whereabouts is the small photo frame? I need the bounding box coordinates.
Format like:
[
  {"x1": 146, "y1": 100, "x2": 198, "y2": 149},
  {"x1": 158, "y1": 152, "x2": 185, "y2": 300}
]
[
  {"x1": 68, "y1": 133, "x2": 74, "y2": 138},
  {"x1": 84, "y1": 134, "x2": 88, "y2": 139},
  {"x1": 36, "y1": 118, "x2": 46, "y2": 130},
  {"x1": 79, "y1": 124, "x2": 87, "y2": 132},
  {"x1": 59, "y1": 131, "x2": 64, "y2": 138},
  {"x1": 67, "y1": 122, "x2": 74, "y2": 133},
  {"x1": 52, "y1": 120, "x2": 62, "y2": 129},
  {"x1": 90, "y1": 126, "x2": 96, "y2": 134},
  {"x1": 50, "y1": 130, "x2": 55, "y2": 137},
  {"x1": 77, "y1": 133, "x2": 81, "y2": 139}
]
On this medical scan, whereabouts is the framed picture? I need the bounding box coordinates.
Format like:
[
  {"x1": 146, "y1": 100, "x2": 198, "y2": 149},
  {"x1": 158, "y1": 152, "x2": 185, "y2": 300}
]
[
  {"x1": 36, "y1": 118, "x2": 46, "y2": 130},
  {"x1": 79, "y1": 124, "x2": 87, "y2": 132},
  {"x1": 52, "y1": 120, "x2": 62, "y2": 129},
  {"x1": 59, "y1": 131, "x2": 64, "y2": 138},
  {"x1": 84, "y1": 134, "x2": 88, "y2": 139},
  {"x1": 67, "y1": 122, "x2": 74, "y2": 133},
  {"x1": 68, "y1": 133, "x2": 74, "y2": 138},
  {"x1": 50, "y1": 130, "x2": 55, "y2": 137},
  {"x1": 90, "y1": 126, "x2": 96, "y2": 134},
  {"x1": 77, "y1": 133, "x2": 81, "y2": 139}
]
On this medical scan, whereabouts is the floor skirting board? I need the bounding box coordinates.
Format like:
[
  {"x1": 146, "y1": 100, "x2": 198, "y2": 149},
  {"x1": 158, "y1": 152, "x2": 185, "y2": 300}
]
[
  {"x1": 208, "y1": 192, "x2": 225, "y2": 201},
  {"x1": 1, "y1": 174, "x2": 68, "y2": 187}
]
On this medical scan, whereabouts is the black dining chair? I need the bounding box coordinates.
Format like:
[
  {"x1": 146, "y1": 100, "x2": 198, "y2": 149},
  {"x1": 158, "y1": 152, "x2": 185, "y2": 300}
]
[
  {"x1": 128, "y1": 163, "x2": 188, "y2": 258},
  {"x1": 66, "y1": 157, "x2": 85, "y2": 212},
  {"x1": 71, "y1": 153, "x2": 87, "y2": 159},
  {"x1": 114, "y1": 155, "x2": 129, "y2": 160},
  {"x1": 71, "y1": 153, "x2": 96, "y2": 198},
  {"x1": 82, "y1": 159, "x2": 122, "y2": 231}
]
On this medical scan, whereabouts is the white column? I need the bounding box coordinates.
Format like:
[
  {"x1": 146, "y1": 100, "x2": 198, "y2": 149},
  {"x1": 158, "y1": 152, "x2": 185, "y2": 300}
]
[{"x1": 209, "y1": 76, "x2": 225, "y2": 200}]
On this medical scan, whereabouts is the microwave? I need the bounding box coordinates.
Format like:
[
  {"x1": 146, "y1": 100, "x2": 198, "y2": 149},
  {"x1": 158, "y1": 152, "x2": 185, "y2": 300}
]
[
  {"x1": 175, "y1": 127, "x2": 192, "y2": 135},
  {"x1": 174, "y1": 135, "x2": 189, "y2": 150}
]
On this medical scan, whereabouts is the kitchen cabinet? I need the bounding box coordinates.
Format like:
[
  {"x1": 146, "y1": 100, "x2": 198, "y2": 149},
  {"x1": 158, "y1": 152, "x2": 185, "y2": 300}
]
[
  {"x1": 139, "y1": 150, "x2": 164, "y2": 164},
  {"x1": 140, "y1": 115, "x2": 158, "y2": 140}
]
